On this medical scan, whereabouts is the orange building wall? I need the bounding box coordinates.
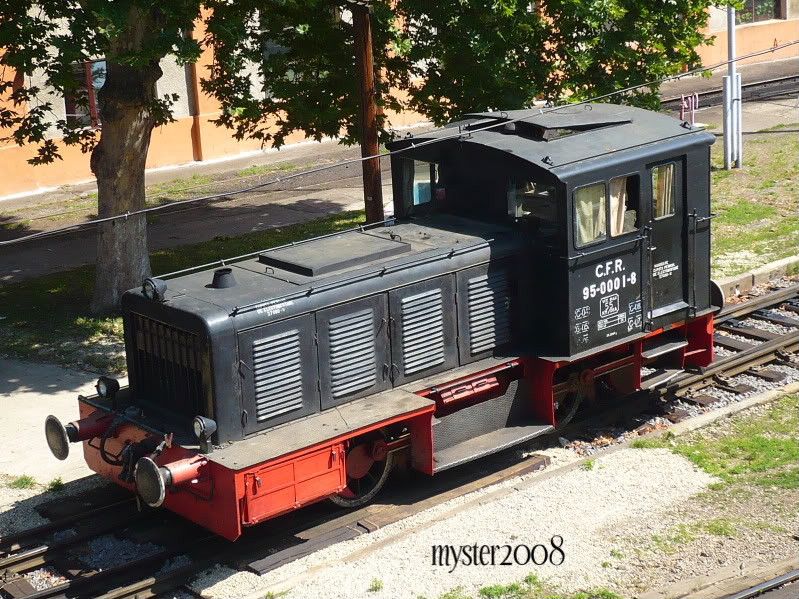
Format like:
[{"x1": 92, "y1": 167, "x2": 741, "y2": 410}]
[{"x1": 696, "y1": 19, "x2": 799, "y2": 66}]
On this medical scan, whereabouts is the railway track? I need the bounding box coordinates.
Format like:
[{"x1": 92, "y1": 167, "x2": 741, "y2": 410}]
[
  {"x1": 661, "y1": 74, "x2": 799, "y2": 112},
  {"x1": 2, "y1": 283, "x2": 797, "y2": 599}
]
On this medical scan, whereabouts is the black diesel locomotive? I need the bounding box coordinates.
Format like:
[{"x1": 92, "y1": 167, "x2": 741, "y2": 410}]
[{"x1": 46, "y1": 104, "x2": 717, "y2": 540}]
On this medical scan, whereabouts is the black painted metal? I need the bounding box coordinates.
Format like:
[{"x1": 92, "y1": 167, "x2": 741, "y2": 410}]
[{"x1": 117, "y1": 103, "x2": 715, "y2": 446}]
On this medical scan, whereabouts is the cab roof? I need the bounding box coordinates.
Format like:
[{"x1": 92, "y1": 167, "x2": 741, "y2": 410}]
[{"x1": 387, "y1": 103, "x2": 714, "y2": 172}]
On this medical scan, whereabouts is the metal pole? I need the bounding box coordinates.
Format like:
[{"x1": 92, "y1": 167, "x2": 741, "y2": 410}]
[
  {"x1": 735, "y1": 72, "x2": 742, "y2": 168},
  {"x1": 353, "y1": 4, "x2": 385, "y2": 224},
  {"x1": 727, "y1": 6, "x2": 739, "y2": 167},
  {"x1": 723, "y1": 76, "x2": 732, "y2": 170}
]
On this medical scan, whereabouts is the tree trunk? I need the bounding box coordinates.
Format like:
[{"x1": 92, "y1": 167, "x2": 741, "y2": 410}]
[{"x1": 89, "y1": 57, "x2": 162, "y2": 314}]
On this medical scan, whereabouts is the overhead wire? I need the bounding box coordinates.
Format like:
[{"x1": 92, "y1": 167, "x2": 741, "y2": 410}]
[{"x1": 1, "y1": 38, "x2": 797, "y2": 249}]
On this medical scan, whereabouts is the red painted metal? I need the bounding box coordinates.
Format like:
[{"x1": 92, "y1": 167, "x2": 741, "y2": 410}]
[
  {"x1": 70, "y1": 410, "x2": 113, "y2": 441},
  {"x1": 439, "y1": 376, "x2": 500, "y2": 404}
]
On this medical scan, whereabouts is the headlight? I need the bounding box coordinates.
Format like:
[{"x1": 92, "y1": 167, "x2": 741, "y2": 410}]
[
  {"x1": 192, "y1": 417, "x2": 204, "y2": 439},
  {"x1": 96, "y1": 376, "x2": 120, "y2": 398},
  {"x1": 192, "y1": 416, "x2": 217, "y2": 439},
  {"x1": 142, "y1": 278, "x2": 167, "y2": 301}
]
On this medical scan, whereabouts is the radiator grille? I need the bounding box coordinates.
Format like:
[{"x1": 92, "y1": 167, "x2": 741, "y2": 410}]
[
  {"x1": 131, "y1": 314, "x2": 205, "y2": 417},
  {"x1": 401, "y1": 288, "x2": 445, "y2": 375},
  {"x1": 468, "y1": 270, "x2": 512, "y2": 355},
  {"x1": 328, "y1": 308, "x2": 376, "y2": 399},
  {"x1": 252, "y1": 329, "x2": 304, "y2": 422}
]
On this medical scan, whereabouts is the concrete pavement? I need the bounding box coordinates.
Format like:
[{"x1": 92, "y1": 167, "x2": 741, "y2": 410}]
[{"x1": 0, "y1": 357, "x2": 128, "y2": 482}]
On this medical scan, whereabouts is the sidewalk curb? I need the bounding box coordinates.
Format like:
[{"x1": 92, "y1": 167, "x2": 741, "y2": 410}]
[{"x1": 716, "y1": 255, "x2": 798, "y2": 299}]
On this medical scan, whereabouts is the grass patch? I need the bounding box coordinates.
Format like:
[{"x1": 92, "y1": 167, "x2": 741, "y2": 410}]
[
  {"x1": 9, "y1": 475, "x2": 36, "y2": 489},
  {"x1": 47, "y1": 477, "x2": 65, "y2": 492},
  {"x1": 671, "y1": 395, "x2": 798, "y2": 488},
  {"x1": 757, "y1": 122, "x2": 799, "y2": 132},
  {"x1": 582, "y1": 458, "x2": 595, "y2": 471},
  {"x1": 459, "y1": 574, "x2": 622, "y2": 599},
  {"x1": 710, "y1": 133, "x2": 799, "y2": 277},
  {"x1": 630, "y1": 439, "x2": 663, "y2": 449},
  {"x1": 236, "y1": 162, "x2": 298, "y2": 178},
  {"x1": 715, "y1": 199, "x2": 776, "y2": 226},
  {"x1": 0, "y1": 211, "x2": 365, "y2": 372},
  {"x1": 609, "y1": 548, "x2": 624, "y2": 559},
  {"x1": 368, "y1": 578, "x2": 384, "y2": 593}
]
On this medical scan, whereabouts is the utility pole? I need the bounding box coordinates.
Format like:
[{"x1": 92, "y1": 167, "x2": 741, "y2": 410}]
[
  {"x1": 352, "y1": 2, "x2": 384, "y2": 223},
  {"x1": 723, "y1": 6, "x2": 742, "y2": 169}
]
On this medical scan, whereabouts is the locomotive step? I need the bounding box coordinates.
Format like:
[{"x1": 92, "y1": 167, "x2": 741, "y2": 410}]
[
  {"x1": 433, "y1": 423, "x2": 554, "y2": 473},
  {"x1": 641, "y1": 335, "x2": 689, "y2": 359},
  {"x1": 640, "y1": 368, "x2": 683, "y2": 390}
]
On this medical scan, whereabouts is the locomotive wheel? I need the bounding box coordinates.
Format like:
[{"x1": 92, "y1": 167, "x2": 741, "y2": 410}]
[
  {"x1": 330, "y1": 440, "x2": 394, "y2": 508},
  {"x1": 554, "y1": 392, "x2": 584, "y2": 430}
]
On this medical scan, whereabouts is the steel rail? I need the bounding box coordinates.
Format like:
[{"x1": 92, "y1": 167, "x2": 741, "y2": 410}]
[
  {"x1": 716, "y1": 283, "x2": 799, "y2": 324},
  {"x1": 721, "y1": 569, "x2": 799, "y2": 599},
  {"x1": 0, "y1": 498, "x2": 136, "y2": 556}
]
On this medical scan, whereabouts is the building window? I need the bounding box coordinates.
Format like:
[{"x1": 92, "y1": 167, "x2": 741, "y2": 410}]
[
  {"x1": 574, "y1": 182, "x2": 606, "y2": 248},
  {"x1": 64, "y1": 60, "x2": 105, "y2": 128},
  {"x1": 736, "y1": 0, "x2": 781, "y2": 24}
]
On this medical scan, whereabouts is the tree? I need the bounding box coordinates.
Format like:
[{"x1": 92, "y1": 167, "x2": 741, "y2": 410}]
[
  {"x1": 2, "y1": 0, "x2": 727, "y2": 312},
  {"x1": 0, "y1": 2, "x2": 202, "y2": 313}
]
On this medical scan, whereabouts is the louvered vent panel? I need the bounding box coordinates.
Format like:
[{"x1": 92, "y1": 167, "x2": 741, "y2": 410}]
[
  {"x1": 252, "y1": 329, "x2": 304, "y2": 422},
  {"x1": 328, "y1": 308, "x2": 377, "y2": 399},
  {"x1": 468, "y1": 270, "x2": 512, "y2": 355},
  {"x1": 401, "y1": 288, "x2": 445, "y2": 375}
]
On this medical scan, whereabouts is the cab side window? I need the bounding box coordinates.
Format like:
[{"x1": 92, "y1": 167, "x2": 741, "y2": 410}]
[
  {"x1": 574, "y1": 183, "x2": 606, "y2": 247},
  {"x1": 404, "y1": 159, "x2": 438, "y2": 206},
  {"x1": 652, "y1": 163, "x2": 675, "y2": 218},
  {"x1": 609, "y1": 174, "x2": 639, "y2": 236}
]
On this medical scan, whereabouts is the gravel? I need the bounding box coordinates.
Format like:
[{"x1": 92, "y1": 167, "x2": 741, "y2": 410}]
[
  {"x1": 24, "y1": 566, "x2": 67, "y2": 590},
  {"x1": 741, "y1": 317, "x2": 792, "y2": 335},
  {"x1": 0, "y1": 474, "x2": 107, "y2": 536},
  {"x1": 81, "y1": 534, "x2": 164, "y2": 571},
  {"x1": 716, "y1": 331, "x2": 759, "y2": 345},
  {"x1": 189, "y1": 449, "x2": 717, "y2": 599}
]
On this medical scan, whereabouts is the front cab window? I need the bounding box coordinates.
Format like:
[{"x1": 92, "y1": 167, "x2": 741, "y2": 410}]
[{"x1": 574, "y1": 183, "x2": 606, "y2": 248}]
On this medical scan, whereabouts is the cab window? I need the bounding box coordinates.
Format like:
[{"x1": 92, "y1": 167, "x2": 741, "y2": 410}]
[
  {"x1": 404, "y1": 159, "x2": 438, "y2": 206},
  {"x1": 609, "y1": 174, "x2": 639, "y2": 237},
  {"x1": 574, "y1": 183, "x2": 606, "y2": 248},
  {"x1": 652, "y1": 163, "x2": 675, "y2": 218}
]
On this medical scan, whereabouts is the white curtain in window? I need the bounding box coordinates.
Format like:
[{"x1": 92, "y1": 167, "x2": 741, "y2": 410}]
[
  {"x1": 654, "y1": 164, "x2": 674, "y2": 217},
  {"x1": 609, "y1": 176, "x2": 627, "y2": 236},
  {"x1": 576, "y1": 184, "x2": 605, "y2": 246}
]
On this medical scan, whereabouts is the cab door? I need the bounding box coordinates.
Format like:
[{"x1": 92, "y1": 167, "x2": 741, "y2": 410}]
[{"x1": 647, "y1": 160, "x2": 687, "y2": 319}]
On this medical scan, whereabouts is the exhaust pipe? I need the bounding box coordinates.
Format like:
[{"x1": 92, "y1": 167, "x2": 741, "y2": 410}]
[
  {"x1": 45, "y1": 412, "x2": 113, "y2": 461},
  {"x1": 134, "y1": 456, "x2": 208, "y2": 507}
]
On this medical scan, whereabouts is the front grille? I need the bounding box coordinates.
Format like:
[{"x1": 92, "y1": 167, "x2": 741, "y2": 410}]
[
  {"x1": 328, "y1": 308, "x2": 377, "y2": 399},
  {"x1": 467, "y1": 270, "x2": 512, "y2": 355},
  {"x1": 252, "y1": 328, "x2": 304, "y2": 422},
  {"x1": 401, "y1": 288, "x2": 445, "y2": 375},
  {"x1": 130, "y1": 314, "x2": 205, "y2": 418}
]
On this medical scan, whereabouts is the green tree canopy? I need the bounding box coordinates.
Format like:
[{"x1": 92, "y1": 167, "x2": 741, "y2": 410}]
[{"x1": 1, "y1": 0, "x2": 727, "y2": 312}]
